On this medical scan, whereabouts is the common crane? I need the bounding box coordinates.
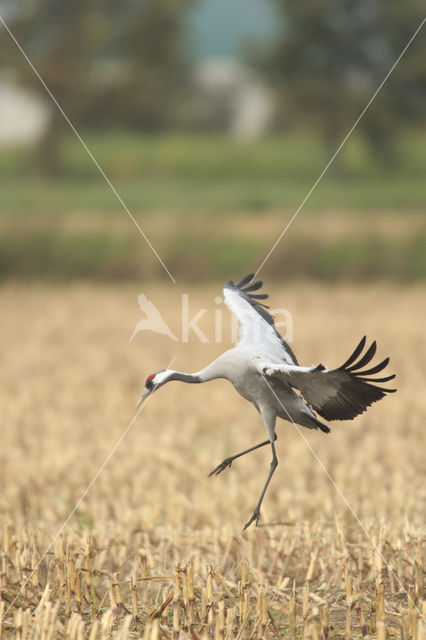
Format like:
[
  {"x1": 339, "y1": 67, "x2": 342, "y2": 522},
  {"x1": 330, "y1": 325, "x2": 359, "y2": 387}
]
[{"x1": 137, "y1": 274, "x2": 396, "y2": 530}]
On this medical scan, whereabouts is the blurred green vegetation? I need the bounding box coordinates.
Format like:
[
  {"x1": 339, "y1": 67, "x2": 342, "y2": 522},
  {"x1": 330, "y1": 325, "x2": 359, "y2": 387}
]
[
  {"x1": 254, "y1": 0, "x2": 426, "y2": 162},
  {"x1": 1, "y1": 130, "x2": 426, "y2": 211},
  {"x1": 0, "y1": 131, "x2": 425, "y2": 282}
]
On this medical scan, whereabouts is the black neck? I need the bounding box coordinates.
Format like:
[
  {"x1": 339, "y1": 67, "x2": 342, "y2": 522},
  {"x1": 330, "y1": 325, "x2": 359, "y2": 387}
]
[{"x1": 168, "y1": 371, "x2": 202, "y2": 384}]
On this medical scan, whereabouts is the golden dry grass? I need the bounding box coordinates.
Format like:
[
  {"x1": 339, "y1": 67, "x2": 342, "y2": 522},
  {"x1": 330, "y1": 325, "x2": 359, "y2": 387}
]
[{"x1": 0, "y1": 281, "x2": 424, "y2": 639}]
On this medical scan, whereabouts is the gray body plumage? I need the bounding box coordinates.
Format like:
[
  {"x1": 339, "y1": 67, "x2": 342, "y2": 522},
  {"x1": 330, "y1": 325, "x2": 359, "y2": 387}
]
[{"x1": 199, "y1": 349, "x2": 321, "y2": 438}]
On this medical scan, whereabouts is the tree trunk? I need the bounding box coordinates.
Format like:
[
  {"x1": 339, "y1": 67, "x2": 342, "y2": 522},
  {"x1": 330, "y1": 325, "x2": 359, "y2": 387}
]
[{"x1": 34, "y1": 109, "x2": 64, "y2": 179}]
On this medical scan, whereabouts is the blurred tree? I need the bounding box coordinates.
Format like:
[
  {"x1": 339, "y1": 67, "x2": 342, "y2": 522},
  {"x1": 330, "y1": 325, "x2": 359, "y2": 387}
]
[
  {"x1": 254, "y1": 0, "x2": 426, "y2": 165},
  {"x1": 0, "y1": 0, "x2": 191, "y2": 176}
]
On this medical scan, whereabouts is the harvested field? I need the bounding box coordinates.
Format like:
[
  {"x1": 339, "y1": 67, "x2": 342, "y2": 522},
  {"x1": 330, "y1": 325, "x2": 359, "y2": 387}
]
[{"x1": 0, "y1": 281, "x2": 424, "y2": 638}]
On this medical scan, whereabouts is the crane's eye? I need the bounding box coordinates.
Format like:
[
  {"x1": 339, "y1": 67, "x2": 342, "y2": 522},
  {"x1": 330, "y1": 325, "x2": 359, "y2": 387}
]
[{"x1": 145, "y1": 374, "x2": 155, "y2": 388}]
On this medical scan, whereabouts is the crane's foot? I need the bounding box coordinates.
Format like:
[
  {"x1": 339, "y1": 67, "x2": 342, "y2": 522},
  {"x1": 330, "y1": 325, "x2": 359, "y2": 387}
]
[
  {"x1": 243, "y1": 508, "x2": 261, "y2": 531},
  {"x1": 208, "y1": 457, "x2": 234, "y2": 477}
]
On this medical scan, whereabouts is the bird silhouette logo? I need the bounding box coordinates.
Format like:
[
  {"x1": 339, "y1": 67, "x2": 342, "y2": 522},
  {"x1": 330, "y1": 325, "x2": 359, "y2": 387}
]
[{"x1": 129, "y1": 294, "x2": 178, "y2": 342}]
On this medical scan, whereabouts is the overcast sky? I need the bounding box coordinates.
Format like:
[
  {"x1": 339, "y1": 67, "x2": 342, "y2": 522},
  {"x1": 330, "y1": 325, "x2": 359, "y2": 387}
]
[{"x1": 187, "y1": 0, "x2": 278, "y2": 60}]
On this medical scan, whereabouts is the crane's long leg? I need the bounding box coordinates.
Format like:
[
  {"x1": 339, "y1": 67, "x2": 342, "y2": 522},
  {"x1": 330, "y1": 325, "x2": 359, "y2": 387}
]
[
  {"x1": 208, "y1": 434, "x2": 277, "y2": 477},
  {"x1": 243, "y1": 440, "x2": 278, "y2": 531}
]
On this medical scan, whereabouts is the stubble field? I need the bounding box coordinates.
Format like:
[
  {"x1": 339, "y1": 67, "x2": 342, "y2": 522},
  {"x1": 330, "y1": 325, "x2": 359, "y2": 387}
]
[{"x1": 0, "y1": 280, "x2": 424, "y2": 639}]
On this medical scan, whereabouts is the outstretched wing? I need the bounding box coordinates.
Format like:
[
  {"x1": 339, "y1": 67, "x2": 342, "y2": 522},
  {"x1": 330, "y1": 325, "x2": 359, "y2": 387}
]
[
  {"x1": 261, "y1": 336, "x2": 396, "y2": 421},
  {"x1": 223, "y1": 274, "x2": 298, "y2": 364}
]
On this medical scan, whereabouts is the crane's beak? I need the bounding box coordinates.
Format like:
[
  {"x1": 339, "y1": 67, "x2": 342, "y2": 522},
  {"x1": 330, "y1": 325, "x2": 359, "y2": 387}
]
[{"x1": 135, "y1": 388, "x2": 150, "y2": 409}]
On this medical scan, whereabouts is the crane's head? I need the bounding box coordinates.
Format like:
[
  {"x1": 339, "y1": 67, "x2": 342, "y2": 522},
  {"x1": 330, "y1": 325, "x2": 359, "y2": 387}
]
[{"x1": 136, "y1": 369, "x2": 171, "y2": 407}]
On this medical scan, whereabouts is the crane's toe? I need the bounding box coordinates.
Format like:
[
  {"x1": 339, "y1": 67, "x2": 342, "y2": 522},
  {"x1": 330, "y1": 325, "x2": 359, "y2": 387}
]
[
  {"x1": 243, "y1": 508, "x2": 261, "y2": 531},
  {"x1": 208, "y1": 457, "x2": 233, "y2": 477}
]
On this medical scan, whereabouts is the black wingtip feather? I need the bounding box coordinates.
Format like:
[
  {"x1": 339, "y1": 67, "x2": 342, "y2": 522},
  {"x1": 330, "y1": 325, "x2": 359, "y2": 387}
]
[
  {"x1": 339, "y1": 336, "x2": 367, "y2": 369},
  {"x1": 358, "y1": 373, "x2": 396, "y2": 384},
  {"x1": 340, "y1": 340, "x2": 395, "y2": 388},
  {"x1": 236, "y1": 273, "x2": 255, "y2": 287},
  {"x1": 249, "y1": 293, "x2": 269, "y2": 300},
  {"x1": 318, "y1": 422, "x2": 331, "y2": 433},
  {"x1": 358, "y1": 358, "x2": 390, "y2": 376},
  {"x1": 314, "y1": 338, "x2": 396, "y2": 421},
  {"x1": 346, "y1": 341, "x2": 376, "y2": 372},
  {"x1": 243, "y1": 281, "x2": 263, "y2": 293}
]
